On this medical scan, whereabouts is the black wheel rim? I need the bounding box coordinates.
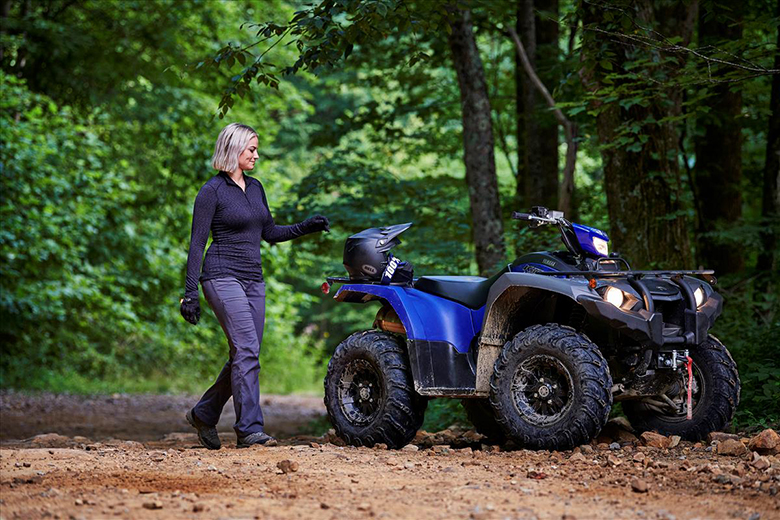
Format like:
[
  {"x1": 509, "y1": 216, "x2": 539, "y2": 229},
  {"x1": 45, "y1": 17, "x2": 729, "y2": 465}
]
[
  {"x1": 338, "y1": 359, "x2": 383, "y2": 426},
  {"x1": 655, "y1": 360, "x2": 706, "y2": 422},
  {"x1": 511, "y1": 354, "x2": 574, "y2": 426}
]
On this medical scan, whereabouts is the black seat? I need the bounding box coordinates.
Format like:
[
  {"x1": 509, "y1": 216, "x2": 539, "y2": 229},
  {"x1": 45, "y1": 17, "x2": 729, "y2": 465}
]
[{"x1": 414, "y1": 267, "x2": 508, "y2": 309}]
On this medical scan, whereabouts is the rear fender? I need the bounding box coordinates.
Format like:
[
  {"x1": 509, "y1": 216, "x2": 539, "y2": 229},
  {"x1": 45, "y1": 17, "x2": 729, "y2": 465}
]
[{"x1": 332, "y1": 284, "x2": 483, "y2": 396}]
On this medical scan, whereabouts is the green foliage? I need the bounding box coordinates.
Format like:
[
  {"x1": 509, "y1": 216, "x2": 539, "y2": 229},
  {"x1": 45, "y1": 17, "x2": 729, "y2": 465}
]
[
  {"x1": 711, "y1": 283, "x2": 780, "y2": 428},
  {"x1": 0, "y1": 0, "x2": 777, "y2": 434},
  {"x1": 422, "y1": 399, "x2": 469, "y2": 432}
]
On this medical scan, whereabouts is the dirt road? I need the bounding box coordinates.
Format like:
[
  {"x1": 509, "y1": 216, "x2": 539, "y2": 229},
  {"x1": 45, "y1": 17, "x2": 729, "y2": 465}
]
[{"x1": 1, "y1": 392, "x2": 778, "y2": 520}]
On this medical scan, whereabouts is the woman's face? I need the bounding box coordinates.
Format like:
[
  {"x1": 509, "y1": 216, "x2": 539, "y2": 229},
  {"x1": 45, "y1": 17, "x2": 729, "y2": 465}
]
[{"x1": 237, "y1": 135, "x2": 259, "y2": 172}]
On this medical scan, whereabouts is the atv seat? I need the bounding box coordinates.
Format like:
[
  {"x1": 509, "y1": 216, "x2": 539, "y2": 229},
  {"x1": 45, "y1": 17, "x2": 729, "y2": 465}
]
[{"x1": 414, "y1": 267, "x2": 509, "y2": 309}]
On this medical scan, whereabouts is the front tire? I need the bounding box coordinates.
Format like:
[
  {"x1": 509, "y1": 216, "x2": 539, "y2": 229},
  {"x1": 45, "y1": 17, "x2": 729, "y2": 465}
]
[
  {"x1": 489, "y1": 324, "x2": 612, "y2": 450},
  {"x1": 324, "y1": 330, "x2": 427, "y2": 448},
  {"x1": 623, "y1": 335, "x2": 740, "y2": 441}
]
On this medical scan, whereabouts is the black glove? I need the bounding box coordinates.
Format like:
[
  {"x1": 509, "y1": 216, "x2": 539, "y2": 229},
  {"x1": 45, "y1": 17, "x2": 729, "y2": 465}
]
[
  {"x1": 180, "y1": 296, "x2": 200, "y2": 325},
  {"x1": 301, "y1": 214, "x2": 330, "y2": 234}
]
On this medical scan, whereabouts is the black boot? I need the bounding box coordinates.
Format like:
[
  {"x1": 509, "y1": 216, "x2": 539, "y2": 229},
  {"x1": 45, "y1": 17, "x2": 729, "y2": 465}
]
[
  {"x1": 186, "y1": 409, "x2": 221, "y2": 450},
  {"x1": 237, "y1": 431, "x2": 276, "y2": 448}
]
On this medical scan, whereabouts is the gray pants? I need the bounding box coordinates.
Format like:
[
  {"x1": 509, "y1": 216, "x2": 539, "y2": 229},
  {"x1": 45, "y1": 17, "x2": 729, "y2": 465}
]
[{"x1": 193, "y1": 277, "x2": 266, "y2": 436}]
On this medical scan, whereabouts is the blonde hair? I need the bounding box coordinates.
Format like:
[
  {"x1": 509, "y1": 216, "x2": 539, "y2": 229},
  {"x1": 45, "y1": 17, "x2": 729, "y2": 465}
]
[{"x1": 211, "y1": 123, "x2": 257, "y2": 172}]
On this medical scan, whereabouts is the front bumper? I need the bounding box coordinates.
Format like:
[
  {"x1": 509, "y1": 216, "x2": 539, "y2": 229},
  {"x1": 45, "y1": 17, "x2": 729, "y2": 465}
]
[{"x1": 578, "y1": 291, "x2": 722, "y2": 348}]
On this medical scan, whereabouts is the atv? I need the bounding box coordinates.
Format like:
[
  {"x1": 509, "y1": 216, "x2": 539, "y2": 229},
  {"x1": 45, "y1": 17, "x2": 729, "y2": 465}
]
[{"x1": 321, "y1": 207, "x2": 740, "y2": 450}]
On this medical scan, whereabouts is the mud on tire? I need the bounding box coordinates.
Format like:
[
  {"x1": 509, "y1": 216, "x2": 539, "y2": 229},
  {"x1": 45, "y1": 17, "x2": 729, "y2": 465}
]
[
  {"x1": 489, "y1": 324, "x2": 612, "y2": 450},
  {"x1": 324, "y1": 330, "x2": 427, "y2": 449},
  {"x1": 623, "y1": 335, "x2": 740, "y2": 441}
]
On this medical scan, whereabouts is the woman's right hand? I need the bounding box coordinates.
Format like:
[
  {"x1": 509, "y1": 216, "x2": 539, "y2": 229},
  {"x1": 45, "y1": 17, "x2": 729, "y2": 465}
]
[{"x1": 180, "y1": 296, "x2": 201, "y2": 325}]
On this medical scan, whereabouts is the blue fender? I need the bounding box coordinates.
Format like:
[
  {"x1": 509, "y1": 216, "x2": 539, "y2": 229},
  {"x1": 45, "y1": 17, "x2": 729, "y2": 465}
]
[{"x1": 332, "y1": 284, "x2": 483, "y2": 353}]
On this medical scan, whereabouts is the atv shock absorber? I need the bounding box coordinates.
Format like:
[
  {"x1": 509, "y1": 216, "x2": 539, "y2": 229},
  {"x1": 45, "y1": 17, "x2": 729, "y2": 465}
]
[{"x1": 567, "y1": 305, "x2": 587, "y2": 331}]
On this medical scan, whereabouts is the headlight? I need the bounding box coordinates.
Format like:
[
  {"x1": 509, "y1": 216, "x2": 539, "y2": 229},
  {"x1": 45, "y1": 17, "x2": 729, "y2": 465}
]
[
  {"x1": 593, "y1": 237, "x2": 609, "y2": 257},
  {"x1": 694, "y1": 286, "x2": 705, "y2": 307},
  {"x1": 604, "y1": 286, "x2": 625, "y2": 307}
]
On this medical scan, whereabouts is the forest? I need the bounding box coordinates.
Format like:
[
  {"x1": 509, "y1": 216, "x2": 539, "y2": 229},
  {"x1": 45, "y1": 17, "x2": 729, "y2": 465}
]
[{"x1": 1, "y1": 0, "x2": 778, "y2": 429}]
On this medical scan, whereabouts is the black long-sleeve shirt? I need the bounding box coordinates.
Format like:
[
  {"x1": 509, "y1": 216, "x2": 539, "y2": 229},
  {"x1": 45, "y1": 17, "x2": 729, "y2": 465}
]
[{"x1": 184, "y1": 171, "x2": 306, "y2": 299}]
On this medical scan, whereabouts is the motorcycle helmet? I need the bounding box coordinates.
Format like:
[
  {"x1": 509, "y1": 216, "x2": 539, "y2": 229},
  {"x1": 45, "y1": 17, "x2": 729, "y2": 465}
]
[{"x1": 343, "y1": 222, "x2": 412, "y2": 281}]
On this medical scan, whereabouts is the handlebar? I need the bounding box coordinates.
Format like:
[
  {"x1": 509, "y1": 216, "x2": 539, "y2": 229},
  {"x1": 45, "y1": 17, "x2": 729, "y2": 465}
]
[{"x1": 512, "y1": 209, "x2": 566, "y2": 226}]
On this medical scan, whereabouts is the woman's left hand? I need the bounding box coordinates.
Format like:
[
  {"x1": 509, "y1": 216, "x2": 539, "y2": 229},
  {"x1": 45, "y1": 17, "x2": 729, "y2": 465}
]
[{"x1": 302, "y1": 215, "x2": 330, "y2": 234}]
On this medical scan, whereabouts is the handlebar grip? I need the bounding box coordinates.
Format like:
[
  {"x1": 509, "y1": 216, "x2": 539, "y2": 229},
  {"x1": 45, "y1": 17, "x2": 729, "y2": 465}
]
[{"x1": 512, "y1": 212, "x2": 532, "y2": 220}]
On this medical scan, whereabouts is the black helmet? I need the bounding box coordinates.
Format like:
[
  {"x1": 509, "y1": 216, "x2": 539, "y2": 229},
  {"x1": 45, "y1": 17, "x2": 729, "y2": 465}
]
[{"x1": 343, "y1": 223, "x2": 412, "y2": 280}]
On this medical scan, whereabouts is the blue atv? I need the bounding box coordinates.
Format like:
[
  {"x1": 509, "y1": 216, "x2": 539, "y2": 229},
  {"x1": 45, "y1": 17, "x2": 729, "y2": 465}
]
[{"x1": 322, "y1": 207, "x2": 740, "y2": 450}]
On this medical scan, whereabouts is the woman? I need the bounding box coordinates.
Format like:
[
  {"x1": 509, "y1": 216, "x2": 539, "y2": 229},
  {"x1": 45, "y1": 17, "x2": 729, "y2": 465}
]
[{"x1": 180, "y1": 123, "x2": 329, "y2": 449}]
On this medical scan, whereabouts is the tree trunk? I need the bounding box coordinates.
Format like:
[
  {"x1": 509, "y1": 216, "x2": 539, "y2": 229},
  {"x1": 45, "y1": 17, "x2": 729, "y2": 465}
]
[
  {"x1": 757, "y1": 0, "x2": 780, "y2": 285},
  {"x1": 515, "y1": 0, "x2": 536, "y2": 215},
  {"x1": 693, "y1": 4, "x2": 744, "y2": 275},
  {"x1": 448, "y1": 9, "x2": 506, "y2": 276},
  {"x1": 534, "y1": 0, "x2": 560, "y2": 213},
  {"x1": 515, "y1": 0, "x2": 559, "y2": 215},
  {"x1": 581, "y1": 1, "x2": 694, "y2": 269}
]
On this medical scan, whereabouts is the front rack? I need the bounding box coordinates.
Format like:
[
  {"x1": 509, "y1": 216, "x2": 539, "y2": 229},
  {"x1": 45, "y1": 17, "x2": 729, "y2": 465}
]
[{"x1": 532, "y1": 269, "x2": 715, "y2": 282}]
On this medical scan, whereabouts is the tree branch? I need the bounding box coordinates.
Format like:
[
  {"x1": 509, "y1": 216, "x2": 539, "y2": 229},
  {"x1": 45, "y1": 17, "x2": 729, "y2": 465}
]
[{"x1": 507, "y1": 25, "x2": 577, "y2": 215}]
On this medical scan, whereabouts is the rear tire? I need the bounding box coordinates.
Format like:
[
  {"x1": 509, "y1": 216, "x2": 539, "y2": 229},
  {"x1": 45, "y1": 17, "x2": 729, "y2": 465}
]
[
  {"x1": 324, "y1": 330, "x2": 427, "y2": 448},
  {"x1": 623, "y1": 335, "x2": 740, "y2": 441},
  {"x1": 489, "y1": 324, "x2": 612, "y2": 450},
  {"x1": 461, "y1": 399, "x2": 505, "y2": 444}
]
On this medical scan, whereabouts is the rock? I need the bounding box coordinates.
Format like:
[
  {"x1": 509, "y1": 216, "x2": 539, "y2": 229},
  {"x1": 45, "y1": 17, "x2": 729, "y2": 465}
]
[
  {"x1": 748, "y1": 429, "x2": 780, "y2": 454},
  {"x1": 607, "y1": 455, "x2": 622, "y2": 467},
  {"x1": 277, "y1": 460, "x2": 299, "y2": 474},
  {"x1": 717, "y1": 439, "x2": 748, "y2": 457},
  {"x1": 609, "y1": 442, "x2": 621, "y2": 451},
  {"x1": 373, "y1": 443, "x2": 388, "y2": 450},
  {"x1": 309, "y1": 442, "x2": 320, "y2": 449},
  {"x1": 27, "y1": 433, "x2": 75, "y2": 448},
  {"x1": 320, "y1": 503, "x2": 330, "y2": 509},
  {"x1": 600, "y1": 419, "x2": 639, "y2": 444},
  {"x1": 433, "y1": 445, "x2": 451, "y2": 455},
  {"x1": 120, "y1": 441, "x2": 144, "y2": 450},
  {"x1": 526, "y1": 470, "x2": 548, "y2": 479},
  {"x1": 323, "y1": 429, "x2": 346, "y2": 446},
  {"x1": 143, "y1": 501, "x2": 163, "y2": 510},
  {"x1": 580, "y1": 445, "x2": 594, "y2": 454},
  {"x1": 631, "y1": 478, "x2": 649, "y2": 493},
  {"x1": 433, "y1": 429, "x2": 457, "y2": 445},
  {"x1": 751, "y1": 455, "x2": 771, "y2": 471},
  {"x1": 413, "y1": 430, "x2": 435, "y2": 448},
  {"x1": 149, "y1": 451, "x2": 166, "y2": 462},
  {"x1": 401, "y1": 444, "x2": 419, "y2": 452},
  {"x1": 640, "y1": 432, "x2": 671, "y2": 448},
  {"x1": 632, "y1": 452, "x2": 646, "y2": 463},
  {"x1": 569, "y1": 452, "x2": 586, "y2": 462},
  {"x1": 708, "y1": 432, "x2": 739, "y2": 444},
  {"x1": 206, "y1": 465, "x2": 217, "y2": 471},
  {"x1": 193, "y1": 503, "x2": 205, "y2": 512},
  {"x1": 74, "y1": 499, "x2": 84, "y2": 506},
  {"x1": 668, "y1": 436, "x2": 681, "y2": 449}
]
